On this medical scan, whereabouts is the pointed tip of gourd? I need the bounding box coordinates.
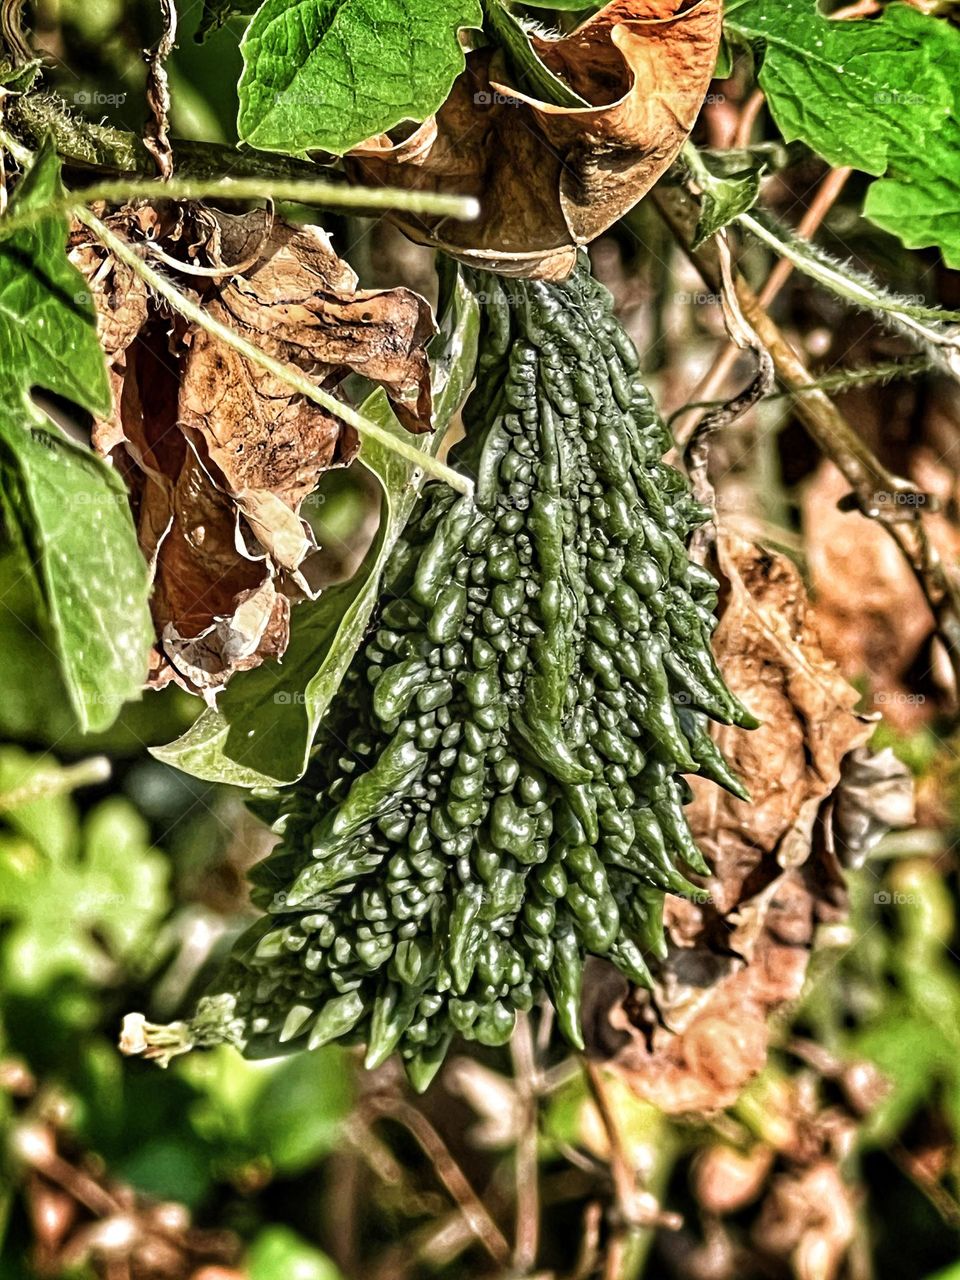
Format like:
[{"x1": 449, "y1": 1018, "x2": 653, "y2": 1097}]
[
  {"x1": 364, "y1": 1041, "x2": 396, "y2": 1071},
  {"x1": 732, "y1": 701, "x2": 762, "y2": 731},
  {"x1": 725, "y1": 773, "x2": 752, "y2": 803},
  {"x1": 404, "y1": 1035, "x2": 453, "y2": 1093},
  {"x1": 567, "y1": 1022, "x2": 586, "y2": 1053}
]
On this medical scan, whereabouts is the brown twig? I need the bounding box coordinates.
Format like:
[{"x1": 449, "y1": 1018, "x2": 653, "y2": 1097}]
[
  {"x1": 511, "y1": 1012, "x2": 541, "y2": 1274},
  {"x1": 673, "y1": 164, "x2": 852, "y2": 448},
  {"x1": 363, "y1": 1094, "x2": 513, "y2": 1271},
  {"x1": 583, "y1": 1063, "x2": 635, "y2": 1220},
  {"x1": 583, "y1": 1063, "x2": 681, "y2": 1280},
  {"x1": 568, "y1": 1201, "x2": 603, "y2": 1280},
  {"x1": 733, "y1": 89, "x2": 766, "y2": 148},
  {"x1": 685, "y1": 231, "x2": 775, "y2": 561},
  {"x1": 143, "y1": 0, "x2": 176, "y2": 180}
]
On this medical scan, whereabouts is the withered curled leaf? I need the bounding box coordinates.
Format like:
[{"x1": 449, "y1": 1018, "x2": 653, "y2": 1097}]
[
  {"x1": 348, "y1": 0, "x2": 722, "y2": 279},
  {"x1": 601, "y1": 534, "x2": 873, "y2": 1113},
  {"x1": 70, "y1": 204, "x2": 435, "y2": 695}
]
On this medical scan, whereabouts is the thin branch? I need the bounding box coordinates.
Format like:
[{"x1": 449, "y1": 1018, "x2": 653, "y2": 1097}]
[
  {"x1": 666, "y1": 356, "x2": 934, "y2": 427},
  {"x1": 684, "y1": 231, "x2": 775, "y2": 561},
  {"x1": 363, "y1": 1095, "x2": 512, "y2": 1270},
  {"x1": 76, "y1": 207, "x2": 475, "y2": 499},
  {"x1": 584, "y1": 1062, "x2": 636, "y2": 1219},
  {"x1": 510, "y1": 1012, "x2": 540, "y2": 1274},
  {"x1": 672, "y1": 163, "x2": 852, "y2": 447},
  {"x1": 143, "y1": 0, "x2": 176, "y2": 180}
]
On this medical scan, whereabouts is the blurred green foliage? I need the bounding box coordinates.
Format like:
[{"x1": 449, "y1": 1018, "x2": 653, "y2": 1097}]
[{"x1": 0, "y1": 744, "x2": 351, "y2": 1276}]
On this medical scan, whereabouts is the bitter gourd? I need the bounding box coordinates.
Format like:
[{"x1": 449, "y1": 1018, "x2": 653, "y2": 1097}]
[{"x1": 138, "y1": 261, "x2": 753, "y2": 1089}]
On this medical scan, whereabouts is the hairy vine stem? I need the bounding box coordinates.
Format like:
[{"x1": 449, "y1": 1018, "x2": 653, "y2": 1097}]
[
  {"x1": 76, "y1": 207, "x2": 476, "y2": 499},
  {"x1": 666, "y1": 357, "x2": 935, "y2": 428},
  {"x1": 0, "y1": 176, "x2": 478, "y2": 239},
  {"x1": 738, "y1": 209, "x2": 960, "y2": 383}
]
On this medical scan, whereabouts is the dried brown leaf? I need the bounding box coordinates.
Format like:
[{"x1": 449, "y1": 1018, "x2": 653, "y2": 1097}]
[
  {"x1": 607, "y1": 533, "x2": 872, "y2": 1113},
  {"x1": 801, "y1": 461, "x2": 934, "y2": 729},
  {"x1": 70, "y1": 204, "x2": 435, "y2": 694},
  {"x1": 348, "y1": 0, "x2": 722, "y2": 278}
]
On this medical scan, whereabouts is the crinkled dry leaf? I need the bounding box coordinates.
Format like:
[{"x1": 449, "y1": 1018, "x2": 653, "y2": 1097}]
[
  {"x1": 70, "y1": 204, "x2": 435, "y2": 694},
  {"x1": 603, "y1": 533, "x2": 873, "y2": 1113},
  {"x1": 348, "y1": 0, "x2": 722, "y2": 279},
  {"x1": 802, "y1": 457, "x2": 960, "y2": 730},
  {"x1": 801, "y1": 462, "x2": 934, "y2": 730}
]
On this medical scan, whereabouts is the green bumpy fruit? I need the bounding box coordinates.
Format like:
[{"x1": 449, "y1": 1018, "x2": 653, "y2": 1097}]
[{"x1": 151, "y1": 262, "x2": 754, "y2": 1090}]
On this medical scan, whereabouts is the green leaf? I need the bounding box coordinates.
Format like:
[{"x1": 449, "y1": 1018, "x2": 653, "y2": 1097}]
[
  {"x1": 725, "y1": 1, "x2": 960, "y2": 266},
  {"x1": 0, "y1": 145, "x2": 110, "y2": 416},
  {"x1": 0, "y1": 747, "x2": 82, "y2": 862},
  {"x1": 518, "y1": 0, "x2": 599, "y2": 9},
  {"x1": 247, "y1": 1048, "x2": 353, "y2": 1172},
  {"x1": 0, "y1": 413, "x2": 153, "y2": 733},
  {"x1": 237, "y1": 0, "x2": 482, "y2": 155},
  {"x1": 247, "y1": 1227, "x2": 344, "y2": 1280},
  {"x1": 0, "y1": 757, "x2": 168, "y2": 992},
  {"x1": 0, "y1": 144, "x2": 152, "y2": 731},
  {"x1": 925, "y1": 1265, "x2": 960, "y2": 1280},
  {"x1": 153, "y1": 267, "x2": 479, "y2": 786},
  {"x1": 684, "y1": 144, "x2": 764, "y2": 247}
]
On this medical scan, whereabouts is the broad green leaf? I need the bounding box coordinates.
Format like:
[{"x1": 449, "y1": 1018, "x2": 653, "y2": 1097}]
[
  {"x1": 849, "y1": 1005, "x2": 954, "y2": 1146},
  {"x1": 247, "y1": 1227, "x2": 344, "y2": 1280},
  {"x1": 0, "y1": 144, "x2": 110, "y2": 415},
  {"x1": 238, "y1": 0, "x2": 482, "y2": 155},
  {"x1": 0, "y1": 412, "x2": 153, "y2": 733},
  {"x1": 153, "y1": 268, "x2": 479, "y2": 786},
  {"x1": 725, "y1": 1, "x2": 960, "y2": 266},
  {"x1": 0, "y1": 145, "x2": 152, "y2": 731},
  {"x1": 248, "y1": 1048, "x2": 352, "y2": 1172}
]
